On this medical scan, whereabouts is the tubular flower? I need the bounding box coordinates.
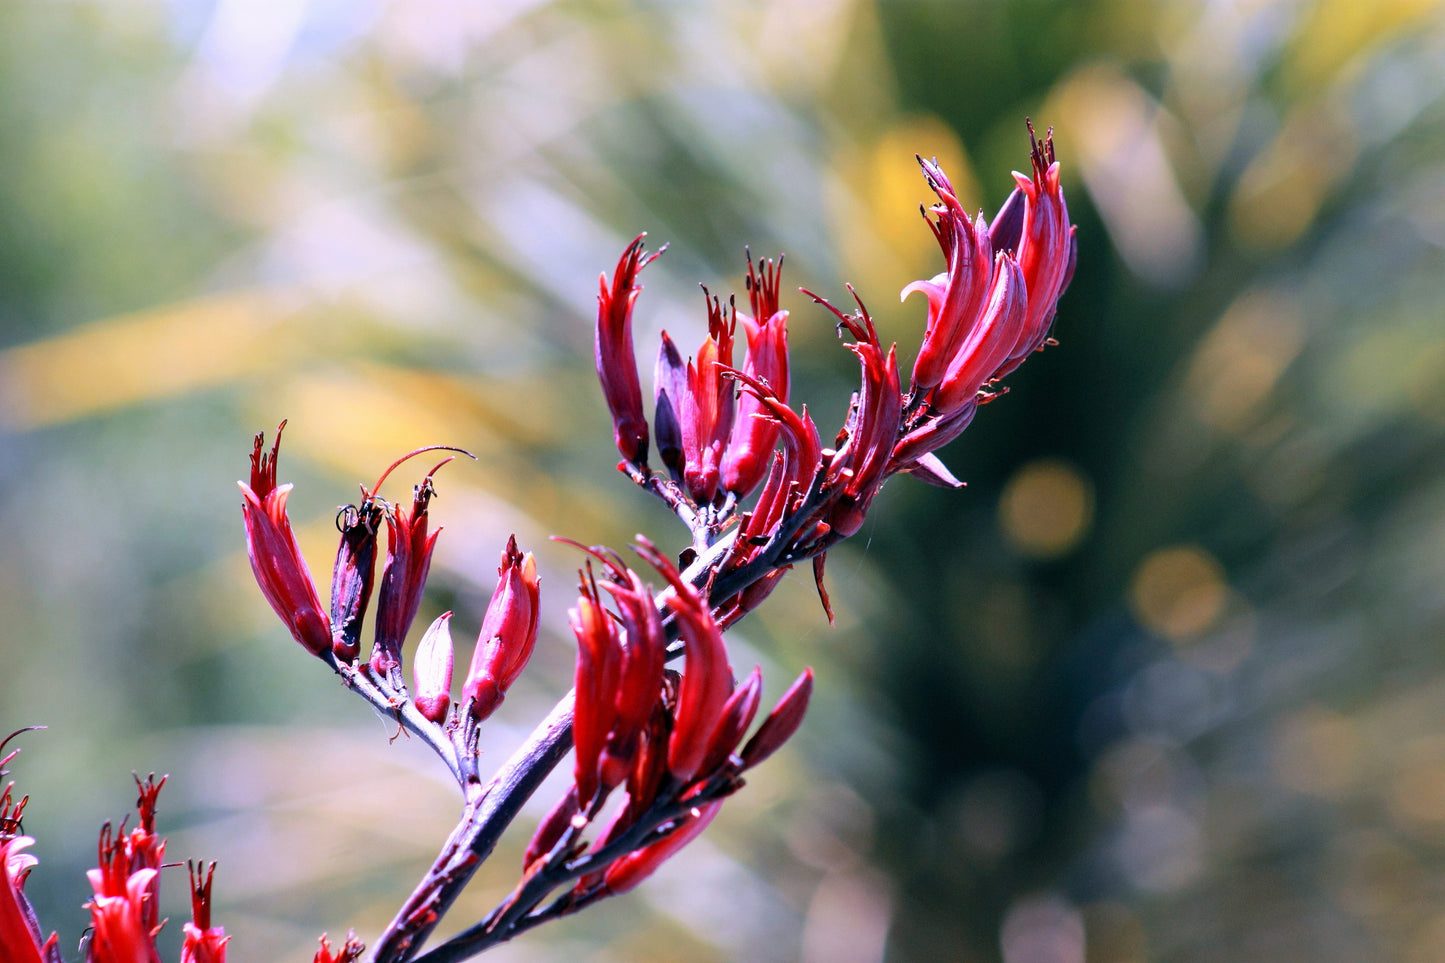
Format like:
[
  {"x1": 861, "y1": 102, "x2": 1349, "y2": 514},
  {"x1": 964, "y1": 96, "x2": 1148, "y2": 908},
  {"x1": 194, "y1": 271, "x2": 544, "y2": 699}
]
[
  {"x1": 180, "y1": 862, "x2": 228, "y2": 963},
  {"x1": 238, "y1": 423, "x2": 333, "y2": 658},
  {"x1": 993, "y1": 123, "x2": 1077, "y2": 379},
  {"x1": 569, "y1": 553, "x2": 667, "y2": 808},
  {"x1": 527, "y1": 542, "x2": 814, "y2": 913},
  {"x1": 1, "y1": 837, "x2": 59, "y2": 963},
  {"x1": 656, "y1": 293, "x2": 738, "y2": 506},
  {"x1": 812, "y1": 293, "x2": 904, "y2": 540},
  {"x1": 597, "y1": 234, "x2": 663, "y2": 468},
  {"x1": 462, "y1": 536, "x2": 541, "y2": 720},
  {"x1": 721, "y1": 253, "x2": 791, "y2": 499},
  {"x1": 313, "y1": 932, "x2": 365, "y2": 963},
  {"x1": 599, "y1": 801, "x2": 722, "y2": 895},
  {"x1": 85, "y1": 866, "x2": 161, "y2": 963},
  {"x1": 639, "y1": 546, "x2": 734, "y2": 783},
  {"x1": 893, "y1": 125, "x2": 1075, "y2": 474},
  {"x1": 371, "y1": 460, "x2": 450, "y2": 681}
]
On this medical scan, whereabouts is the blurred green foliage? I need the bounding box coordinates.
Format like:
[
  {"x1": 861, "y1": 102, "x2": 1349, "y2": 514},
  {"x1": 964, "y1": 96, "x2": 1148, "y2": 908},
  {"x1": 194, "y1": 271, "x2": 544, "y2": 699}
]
[{"x1": 3, "y1": 1, "x2": 1445, "y2": 961}]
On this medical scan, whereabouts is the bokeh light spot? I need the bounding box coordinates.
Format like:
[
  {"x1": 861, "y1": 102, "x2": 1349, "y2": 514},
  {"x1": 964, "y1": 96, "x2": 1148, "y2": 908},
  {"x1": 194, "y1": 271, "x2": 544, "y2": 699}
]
[
  {"x1": 1271, "y1": 704, "x2": 1361, "y2": 798},
  {"x1": 998, "y1": 459, "x2": 1095, "y2": 559},
  {"x1": 1388, "y1": 737, "x2": 1445, "y2": 839},
  {"x1": 1128, "y1": 545, "x2": 1227, "y2": 641}
]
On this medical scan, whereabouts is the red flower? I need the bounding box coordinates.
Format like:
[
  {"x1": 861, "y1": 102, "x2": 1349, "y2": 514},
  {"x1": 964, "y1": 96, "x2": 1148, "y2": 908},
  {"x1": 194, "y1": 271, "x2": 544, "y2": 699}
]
[
  {"x1": 238, "y1": 423, "x2": 332, "y2": 658},
  {"x1": 597, "y1": 234, "x2": 663, "y2": 468},
  {"x1": 180, "y1": 862, "x2": 228, "y2": 963},
  {"x1": 370, "y1": 459, "x2": 450, "y2": 681},
  {"x1": 1, "y1": 837, "x2": 59, "y2": 963},
  {"x1": 462, "y1": 536, "x2": 541, "y2": 720},
  {"x1": 599, "y1": 801, "x2": 721, "y2": 895},
  {"x1": 740, "y1": 667, "x2": 813, "y2": 767},
  {"x1": 570, "y1": 554, "x2": 667, "y2": 808},
  {"x1": 893, "y1": 125, "x2": 1076, "y2": 472},
  {"x1": 655, "y1": 293, "x2": 738, "y2": 506},
  {"x1": 313, "y1": 932, "x2": 365, "y2": 963},
  {"x1": 85, "y1": 864, "x2": 161, "y2": 963},
  {"x1": 993, "y1": 123, "x2": 1077, "y2": 380},
  {"x1": 722, "y1": 253, "x2": 791, "y2": 499},
  {"x1": 810, "y1": 293, "x2": 903, "y2": 540}
]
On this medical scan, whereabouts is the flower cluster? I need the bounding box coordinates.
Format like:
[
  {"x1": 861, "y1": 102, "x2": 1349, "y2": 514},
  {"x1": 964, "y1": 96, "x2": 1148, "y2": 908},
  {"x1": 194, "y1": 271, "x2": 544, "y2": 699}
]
[
  {"x1": 595, "y1": 125, "x2": 1076, "y2": 624},
  {"x1": 238, "y1": 428, "x2": 541, "y2": 736},
  {"x1": 507, "y1": 542, "x2": 810, "y2": 913},
  {"x1": 0, "y1": 751, "x2": 234, "y2": 963}
]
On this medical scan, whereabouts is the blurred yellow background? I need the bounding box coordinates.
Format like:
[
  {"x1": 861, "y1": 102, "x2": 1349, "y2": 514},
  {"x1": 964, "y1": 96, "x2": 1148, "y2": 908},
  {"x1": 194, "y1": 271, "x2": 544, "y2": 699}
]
[{"x1": 3, "y1": 1, "x2": 1445, "y2": 961}]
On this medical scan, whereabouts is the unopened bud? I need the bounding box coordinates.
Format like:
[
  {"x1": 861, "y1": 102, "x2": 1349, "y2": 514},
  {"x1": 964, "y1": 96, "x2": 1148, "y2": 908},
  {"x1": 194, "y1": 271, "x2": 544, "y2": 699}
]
[
  {"x1": 462, "y1": 536, "x2": 540, "y2": 721},
  {"x1": 412, "y1": 612, "x2": 455, "y2": 724},
  {"x1": 740, "y1": 668, "x2": 813, "y2": 768}
]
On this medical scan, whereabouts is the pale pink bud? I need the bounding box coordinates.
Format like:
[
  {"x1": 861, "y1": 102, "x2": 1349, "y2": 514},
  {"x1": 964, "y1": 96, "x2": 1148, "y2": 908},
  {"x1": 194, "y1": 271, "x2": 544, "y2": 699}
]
[{"x1": 412, "y1": 612, "x2": 455, "y2": 724}]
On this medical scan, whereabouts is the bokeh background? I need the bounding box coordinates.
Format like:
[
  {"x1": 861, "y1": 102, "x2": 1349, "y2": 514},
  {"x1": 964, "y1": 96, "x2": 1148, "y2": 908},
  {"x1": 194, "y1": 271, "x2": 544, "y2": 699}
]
[{"x1": 3, "y1": 1, "x2": 1445, "y2": 960}]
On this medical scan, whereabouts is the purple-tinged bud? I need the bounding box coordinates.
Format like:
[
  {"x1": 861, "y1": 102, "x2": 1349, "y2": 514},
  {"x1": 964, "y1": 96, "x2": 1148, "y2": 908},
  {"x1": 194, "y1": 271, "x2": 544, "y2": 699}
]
[
  {"x1": 412, "y1": 612, "x2": 455, "y2": 724},
  {"x1": 597, "y1": 235, "x2": 663, "y2": 468},
  {"x1": 329, "y1": 498, "x2": 383, "y2": 663},
  {"x1": 654, "y1": 332, "x2": 688, "y2": 479},
  {"x1": 740, "y1": 668, "x2": 813, "y2": 768},
  {"x1": 462, "y1": 536, "x2": 541, "y2": 721}
]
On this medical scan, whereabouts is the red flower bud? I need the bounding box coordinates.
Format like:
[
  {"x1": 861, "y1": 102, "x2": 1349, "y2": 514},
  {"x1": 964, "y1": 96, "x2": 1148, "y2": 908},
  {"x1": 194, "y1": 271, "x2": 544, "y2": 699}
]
[
  {"x1": 697, "y1": 665, "x2": 762, "y2": 777},
  {"x1": 809, "y1": 294, "x2": 902, "y2": 540},
  {"x1": 741, "y1": 668, "x2": 813, "y2": 768},
  {"x1": 653, "y1": 332, "x2": 688, "y2": 479},
  {"x1": 600, "y1": 801, "x2": 721, "y2": 895},
  {"x1": 462, "y1": 537, "x2": 540, "y2": 720},
  {"x1": 238, "y1": 423, "x2": 332, "y2": 658},
  {"x1": 597, "y1": 235, "x2": 663, "y2": 467},
  {"x1": 412, "y1": 612, "x2": 455, "y2": 724},
  {"x1": 524, "y1": 786, "x2": 579, "y2": 872}
]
